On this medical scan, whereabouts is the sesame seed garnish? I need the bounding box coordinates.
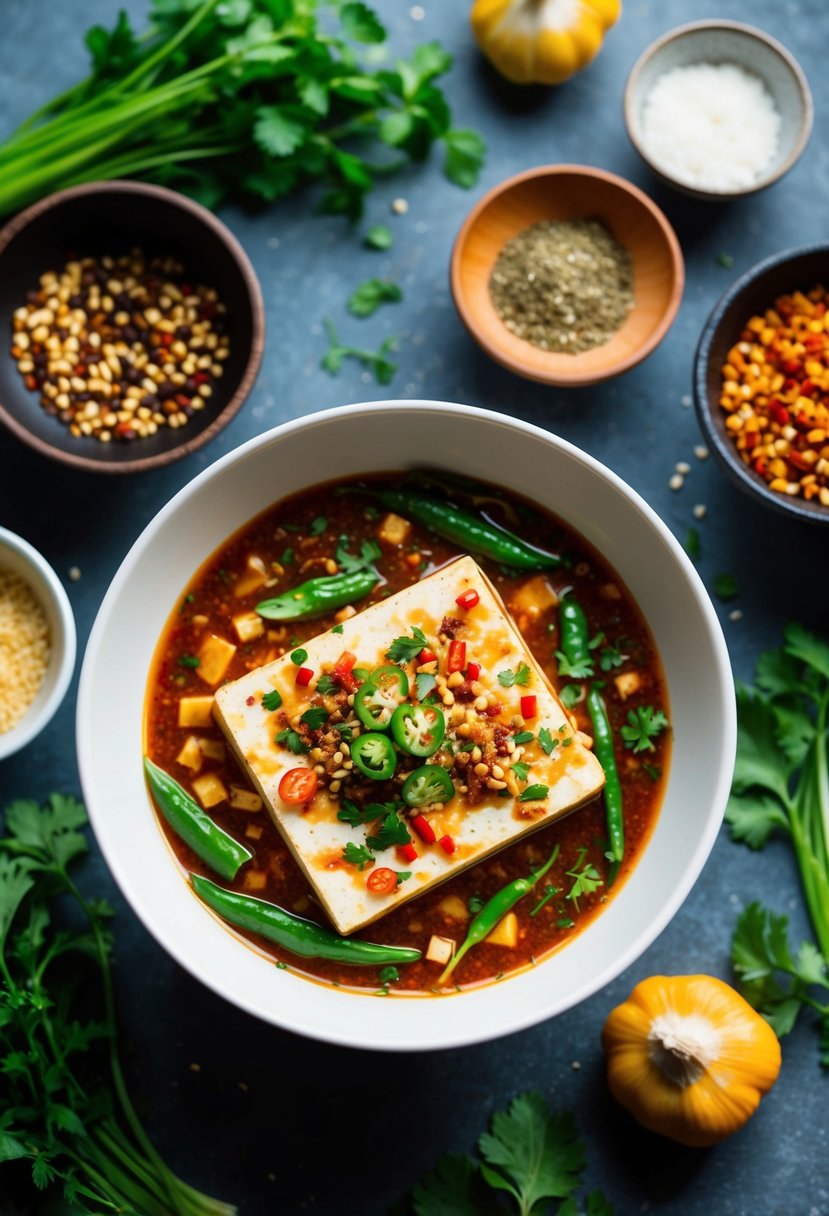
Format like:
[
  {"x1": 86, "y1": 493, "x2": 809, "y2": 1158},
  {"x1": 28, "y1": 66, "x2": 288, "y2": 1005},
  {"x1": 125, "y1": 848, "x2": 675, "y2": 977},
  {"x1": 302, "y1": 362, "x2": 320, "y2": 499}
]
[
  {"x1": 391, "y1": 198, "x2": 409, "y2": 215},
  {"x1": 692, "y1": 504, "x2": 707, "y2": 519},
  {"x1": 729, "y1": 609, "x2": 743, "y2": 622},
  {"x1": 68, "y1": 566, "x2": 82, "y2": 582},
  {"x1": 669, "y1": 473, "x2": 684, "y2": 491},
  {"x1": 694, "y1": 445, "x2": 710, "y2": 460},
  {"x1": 675, "y1": 461, "x2": 691, "y2": 475}
]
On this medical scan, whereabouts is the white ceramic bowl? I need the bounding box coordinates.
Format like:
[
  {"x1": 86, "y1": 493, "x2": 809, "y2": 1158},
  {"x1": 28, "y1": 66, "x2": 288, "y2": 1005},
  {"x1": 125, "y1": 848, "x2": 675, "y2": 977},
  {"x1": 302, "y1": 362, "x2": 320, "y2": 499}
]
[
  {"x1": 77, "y1": 402, "x2": 735, "y2": 1050},
  {"x1": 0, "y1": 526, "x2": 76, "y2": 759}
]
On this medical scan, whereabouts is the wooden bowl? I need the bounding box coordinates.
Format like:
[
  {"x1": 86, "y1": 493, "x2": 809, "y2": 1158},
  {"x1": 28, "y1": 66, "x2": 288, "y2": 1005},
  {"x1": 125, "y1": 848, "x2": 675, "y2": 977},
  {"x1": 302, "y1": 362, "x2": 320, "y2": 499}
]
[
  {"x1": 0, "y1": 181, "x2": 265, "y2": 474},
  {"x1": 450, "y1": 165, "x2": 684, "y2": 387}
]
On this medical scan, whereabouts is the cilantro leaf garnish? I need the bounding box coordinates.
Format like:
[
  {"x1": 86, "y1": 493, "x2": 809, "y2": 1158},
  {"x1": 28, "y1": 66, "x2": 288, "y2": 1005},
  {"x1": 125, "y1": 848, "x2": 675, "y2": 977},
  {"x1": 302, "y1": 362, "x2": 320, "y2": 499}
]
[
  {"x1": 347, "y1": 278, "x2": 403, "y2": 318},
  {"x1": 334, "y1": 724, "x2": 353, "y2": 742},
  {"x1": 315, "y1": 674, "x2": 337, "y2": 694},
  {"x1": 598, "y1": 641, "x2": 627, "y2": 672},
  {"x1": 518, "y1": 784, "x2": 549, "y2": 802},
  {"x1": 641, "y1": 761, "x2": 662, "y2": 782},
  {"x1": 275, "y1": 728, "x2": 309, "y2": 755},
  {"x1": 731, "y1": 903, "x2": 829, "y2": 1039},
  {"x1": 340, "y1": 1, "x2": 386, "y2": 43},
  {"x1": 620, "y1": 705, "x2": 669, "y2": 753},
  {"x1": 331, "y1": 624, "x2": 344, "y2": 635},
  {"x1": 177, "y1": 654, "x2": 200, "y2": 668},
  {"x1": 337, "y1": 799, "x2": 384, "y2": 827},
  {"x1": 685, "y1": 527, "x2": 701, "y2": 561},
  {"x1": 386, "y1": 625, "x2": 429, "y2": 663},
  {"x1": 322, "y1": 318, "x2": 398, "y2": 385},
  {"x1": 300, "y1": 707, "x2": 329, "y2": 731},
  {"x1": 290, "y1": 648, "x2": 308, "y2": 666},
  {"x1": 343, "y1": 842, "x2": 373, "y2": 870},
  {"x1": 713, "y1": 573, "x2": 740, "y2": 601},
  {"x1": 364, "y1": 224, "x2": 393, "y2": 250},
  {"x1": 498, "y1": 662, "x2": 531, "y2": 688},
  {"x1": 511, "y1": 761, "x2": 530, "y2": 783},
  {"x1": 554, "y1": 650, "x2": 594, "y2": 680},
  {"x1": 309, "y1": 515, "x2": 327, "y2": 536},
  {"x1": 335, "y1": 533, "x2": 382, "y2": 574},
  {"x1": 559, "y1": 684, "x2": 581, "y2": 709},
  {"x1": 366, "y1": 809, "x2": 411, "y2": 851},
  {"x1": 416, "y1": 671, "x2": 437, "y2": 701},
  {"x1": 538, "y1": 727, "x2": 557, "y2": 755},
  {"x1": 565, "y1": 848, "x2": 603, "y2": 909},
  {"x1": 512, "y1": 730, "x2": 534, "y2": 745},
  {"x1": 261, "y1": 689, "x2": 283, "y2": 711}
]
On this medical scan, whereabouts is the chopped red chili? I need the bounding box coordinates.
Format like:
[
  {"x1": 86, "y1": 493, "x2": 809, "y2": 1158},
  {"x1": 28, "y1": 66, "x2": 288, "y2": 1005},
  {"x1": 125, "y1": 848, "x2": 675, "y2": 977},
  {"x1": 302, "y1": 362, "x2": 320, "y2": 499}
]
[
  {"x1": 520, "y1": 694, "x2": 537, "y2": 720},
  {"x1": 397, "y1": 842, "x2": 418, "y2": 863},
  {"x1": 466, "y1": 661, "x2": 481, "y2": 682},
  {"x1": 438, "y1": 834, "x2": 456, "y2": 855},
  {"x1": 295, "y1": 666, "x2": 314, "y2": 687},
  {"x1": 447, "y1": 640, "x2": 466, "y2": 673},
  {"x1": 411, "y1": 814, "x2": 436, "y2": 844},
  {"x1": 419, "y1": 648, "x2": 438, "y2": 665},
  {"x1": 332, "y1": 650, "x2": 359, "y2": 692},
  {"x1": 455, "y1": 588, "x2": 480, "y2": 610}
]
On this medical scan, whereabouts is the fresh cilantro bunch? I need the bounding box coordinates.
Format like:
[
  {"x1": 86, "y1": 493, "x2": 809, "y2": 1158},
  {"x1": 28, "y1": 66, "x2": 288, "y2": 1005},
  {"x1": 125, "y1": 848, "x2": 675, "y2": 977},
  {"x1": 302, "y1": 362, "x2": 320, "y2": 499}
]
[
  {"x1": 394, "y1": 1091, "x2": 611, "y2": 1216},
  {"x1": 727, "y1": 624, "x2": 829, "y2": 1063},
  {"x1": 0, "y1": 0, "x2": 486, "y2": 219},
  {"x1": 0, "y1": 794, "x2": 235, "y2": 1214}
]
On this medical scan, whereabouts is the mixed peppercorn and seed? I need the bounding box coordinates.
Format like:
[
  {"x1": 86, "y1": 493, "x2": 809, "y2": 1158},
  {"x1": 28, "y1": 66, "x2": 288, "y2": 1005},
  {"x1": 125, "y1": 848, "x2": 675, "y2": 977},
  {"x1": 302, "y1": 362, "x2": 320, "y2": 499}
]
[{"x1": 10, "y1": 251, "x2": 229, "y2": 442}]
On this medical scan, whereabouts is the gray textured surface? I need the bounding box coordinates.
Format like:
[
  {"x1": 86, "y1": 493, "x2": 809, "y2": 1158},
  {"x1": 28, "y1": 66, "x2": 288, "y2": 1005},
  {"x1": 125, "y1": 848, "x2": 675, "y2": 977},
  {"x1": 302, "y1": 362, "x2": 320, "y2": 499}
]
[{"x1": 1, "y1": 1, "x2": 828, "y2": 1213}]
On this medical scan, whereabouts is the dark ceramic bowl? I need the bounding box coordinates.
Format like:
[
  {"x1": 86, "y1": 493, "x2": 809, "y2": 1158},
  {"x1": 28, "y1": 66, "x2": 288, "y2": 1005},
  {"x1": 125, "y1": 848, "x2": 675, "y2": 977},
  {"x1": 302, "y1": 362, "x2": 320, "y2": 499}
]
[
  {"x1": 0, "y1": 181, "x2": 264, "y2": 474},
  {"x1": 693, "y1": 244, "x2": 829, "y2": 524}
]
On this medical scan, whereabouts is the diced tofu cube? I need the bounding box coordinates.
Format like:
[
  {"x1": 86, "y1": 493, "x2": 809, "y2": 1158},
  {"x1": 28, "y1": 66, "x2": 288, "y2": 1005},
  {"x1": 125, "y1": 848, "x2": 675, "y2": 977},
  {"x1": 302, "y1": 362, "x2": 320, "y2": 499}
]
[
  {"x1": 196, "y1": 635, "x2": 237, "y2": 686},
  {"x1": 378, "y1": 512, "x2": 412, "y2": 546},
  {"x1": 426, "y1": 935, "x2": 456, "y2": 965},
  {"x1": 178, "y1": 695, "x2": 215, "y2": 728},
  {"x1": 438, "y1": 894, "x2": 469, "y2": 921},
  {"x1": 614, "y1": 671, "x2": 643, "y2": 700},
  {"x1": 198, "y1": 737, "x2": 226, "y2": 762},
  {"x1": 233, "y1": 554, "x2": 270, "y2": 598},
  {"x1": 191, "y1": 773, "x2": 228, "y2": 808},
  {"x1": 241, "y1": 869, "x2": 267, "y2": 891},
  {"x1": 334, "y1": 604, "x2": 357, "y2": 623},
  {"x1": 508, "y1": 575, "x2": 559, "y2": 619},
  {"x1": 245, "y1": 823, "x2": 263, "y2": 841},
  {"x1": 176, "y1": 736, "x2": 204, "y2": 771},
  {"x1": 485, "y1": 911, "x2": 519, "y2": 948},
  {"x1": 233, "y1": 611, "x2": 265, "y2": 643},
  {"x1": 229, "y1": 785, "x2": 263, "y2": 813}
]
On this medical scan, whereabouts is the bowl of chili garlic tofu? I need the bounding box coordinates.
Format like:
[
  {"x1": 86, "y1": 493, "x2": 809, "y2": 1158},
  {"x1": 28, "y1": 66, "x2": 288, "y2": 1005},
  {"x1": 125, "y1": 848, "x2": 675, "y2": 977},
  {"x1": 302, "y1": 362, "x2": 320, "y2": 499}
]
[{"x1": 77, "y1": 401, "x2": 735, "y2": 1050}]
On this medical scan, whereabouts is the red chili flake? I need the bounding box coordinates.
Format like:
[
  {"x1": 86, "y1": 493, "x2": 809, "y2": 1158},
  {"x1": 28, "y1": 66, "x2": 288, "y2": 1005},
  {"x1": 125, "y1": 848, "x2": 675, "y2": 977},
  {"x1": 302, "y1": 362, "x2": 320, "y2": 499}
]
[
  {"x1": 520, "y1": 695, "x2": 537, "y2": 720},
  {"x1": 175, "y1": 393, "x2": 191, "y2": 408},
  {"x1": 783, "y1": 359, "x2": 801, "y2": 375},
  {"x1": 411, "y1": 814, "x2": 436, "y2": 845},
  {"x1": 24, "y1": 375, "x2": 37, "y2": 391},
  {"x1": 438, "y1": 835, "x2": 455, "y2": 855},
  {"x1": 770, "y1": 403, "x2": 790, "y2": 426},
  {"x1": 159, "y1": 332, "x2": 174, "y2": 348},
  {"x1": 466, "y1": 661, "x2": 481, "y2": 682},
  {"x1": 799, "y1": 379, "x2": 816, "y2": 397},
  {"x1": 397, "y1": 842, "x2": 418, "y2": 864},
  {"x1": 246, "y1": 695, "x2": 255, "y2": 706},
  {"x1": 295, "y1": 667, "x2": 314, "y2": 687},
  {"x1": 455, "y1": 588, "x2": 480, "y2": 610},
  {"x1": 447, "y1": 640, "x2": 466, "y2": 673},
  {"x1": 419, "y1": 648, "x2": 438, "y2": 665},
  {"x1": 193, "y1": 371, "x2": 210, "y2": 384},
  {"x1": 332, "y1": 650, "x2": 359, "y2": 692}
]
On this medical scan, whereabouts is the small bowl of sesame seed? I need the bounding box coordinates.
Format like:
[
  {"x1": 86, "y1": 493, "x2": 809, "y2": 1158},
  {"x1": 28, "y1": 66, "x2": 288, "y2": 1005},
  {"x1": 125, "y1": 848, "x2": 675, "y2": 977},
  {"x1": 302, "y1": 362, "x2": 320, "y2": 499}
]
[
  {"x1": 0, "y1": 181, "x2": 264, "y2": 474},
  {"x1": 0, "y1": 526, "x2": 76, "y2": 760},
  {"x1": 694, "y1": 244, "x2": 829, "y2": 525}
]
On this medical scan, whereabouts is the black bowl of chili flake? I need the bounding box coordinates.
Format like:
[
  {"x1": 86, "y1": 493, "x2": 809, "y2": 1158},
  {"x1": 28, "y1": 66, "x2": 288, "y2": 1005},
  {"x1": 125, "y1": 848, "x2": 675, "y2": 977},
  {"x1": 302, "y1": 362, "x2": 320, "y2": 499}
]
[
  {"x1": 694, "y1": 244, "x2": 829, "y2": 525},
  {"x1": 0, "y1": 181, "x2": 264, "y2": 474}
]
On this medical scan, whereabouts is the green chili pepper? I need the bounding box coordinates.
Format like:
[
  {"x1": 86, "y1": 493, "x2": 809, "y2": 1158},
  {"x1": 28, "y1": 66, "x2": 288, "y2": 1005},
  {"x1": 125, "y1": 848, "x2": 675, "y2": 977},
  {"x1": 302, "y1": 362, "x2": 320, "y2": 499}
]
[
  {"x1": 353, "y1": 665, "x2": 410, "y2": 729},
  {"x1": 144, "y1": 757, "x2": 252, "y2": 881},
  {"x1": 401, "y1": 763, "x2": 455, "y2": 807},
  {"x1": 255, "y1": 569, "x2": 379, "y2": 621},
  {"x1": 438, "y1": 844, "x2": 560, "y2": 984},
  {"x1": 557, "y1": 596, "x2": 625, "y2": 880},
  {"x1": 369, "y1": 489, "x2": 563, "y2": 571},
  {"x1": 391, "y1": 703, "x2": 446, "y2": 757},
  {"x1": 191, "y1": 874, "x2": 421, "y2": 966},
  {"x1": 351, "y1": 732, "x2": 397, "y2": 780}
]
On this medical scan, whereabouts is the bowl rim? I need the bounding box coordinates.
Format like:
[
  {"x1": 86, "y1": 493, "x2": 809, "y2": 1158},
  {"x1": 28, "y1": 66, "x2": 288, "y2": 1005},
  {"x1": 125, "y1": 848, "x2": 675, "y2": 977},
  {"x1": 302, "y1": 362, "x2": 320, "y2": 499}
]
[
  {"x1": 0, "y1": 525, "x2": 76, "y2": 759},
  {"x1": 693, "y1": 242, "x2": 829, "y2": 525},
  {"x1": 76, "y1": 400, "x2": 736, "y2": 1050},
  {"x1": 623, "y1": 19, "x2": 814, "y2": 201},
  {"x1": 450, "y1": 164, "x2": 684, "y2": 387},
  {"x1": 0, "y1": 179, "x2": 266, "y2": 475}
]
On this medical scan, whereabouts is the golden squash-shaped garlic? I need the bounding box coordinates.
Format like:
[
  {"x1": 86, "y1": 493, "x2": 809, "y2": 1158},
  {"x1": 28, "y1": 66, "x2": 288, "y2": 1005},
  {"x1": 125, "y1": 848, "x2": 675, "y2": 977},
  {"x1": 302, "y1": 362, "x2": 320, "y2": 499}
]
[
  {"x1": 470, "y1": 0, "x2": 621, "y2": 86},
  {"x1": 602, "y1": 975, "x2": 781, "y2": 1148}
]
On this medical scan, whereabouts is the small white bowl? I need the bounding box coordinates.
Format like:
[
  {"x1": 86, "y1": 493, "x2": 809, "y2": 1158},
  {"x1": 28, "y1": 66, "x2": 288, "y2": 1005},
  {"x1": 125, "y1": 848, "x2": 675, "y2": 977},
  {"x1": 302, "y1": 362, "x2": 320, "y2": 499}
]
[
  {"x1": 0, "y1": 527, "x2": 76, "y2": 760},
  {"x1": 77, "y1": 402, "x2": 735, "y2": 1051},
  {"x1": 624, "y1": 20, "x2": 812, "y2": 201}
]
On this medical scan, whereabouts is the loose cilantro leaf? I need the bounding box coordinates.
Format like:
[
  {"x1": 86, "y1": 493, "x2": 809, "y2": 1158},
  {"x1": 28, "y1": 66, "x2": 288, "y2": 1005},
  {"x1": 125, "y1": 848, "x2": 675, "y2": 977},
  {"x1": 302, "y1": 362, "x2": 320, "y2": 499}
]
[
  {"x1": 416, "y1": 672, "x2": 437, "y2": 700},
  {"x1": 364, "y1": 224, "x2": 393, "y2": 250},
  {"x1": 275, "y1": 728, "x2": 309, "y2": 755},
  {"x1": 444, "y1": 128, "x2": 487, "y2": 189},
  {"x1": 726, "y1": 790, "x2": 789, "y2": 850},
  {"x1": 620, "y1": 705, "x2": 668, "y2": 753},
  {"x1": 309, "y1": 515, "x2": 327, "y2": 536},
  {"x1": 641, "y1": 761, "x2": 662, "y2": 782},
  {"x1": 511, "y1": 761, "x2": 530, "y2": 783},
  {"x1": 322, "y1": 318, "x2": 398, "y2": 385},
  {"x1": 554, "y1": 651, "x2": 594, "y2": 680},
  {"x1": 335, "y1": 724, "x2": 353, "y2": 742},
  {"x1": 538, "y1": 727, "x2": 557, "y2": 756},
  {"x1": 331, "y1": 624, "x2": 344, "y2": 635},
  {"x1": 262, "y1": 689, "x2": 283, "y2": 711},
  {"x1": 685, "y1": 527, "x2": 701, "y2": 561},
  {"x1": 347, "y1": 278, "x2": 403, "y2": 318},
  {"x1": 529, "y1": 885, "x2": 559, "y2": 917},
  {"x1": 559, "y1": 685, "x2": 581, "y2": 709},
  {"x1": 713, "y1": 573, "x2": 739, "y2": 601},
  {"x1": 498, "y1": 662, "x2": 531, "y2": 688},
  {"x1": 598, "y1": 642, "x2": 627, "y2": 672},
  {"x1": 177, "y1": 653, "x2": 200, "y2": 668},
  {"x1": 300, "y1": 706, "x2": 329, "y2": 731},
  {"x1": 338, "y1": 799, "x2": 385, "y2": 827},
  {"x1": 290, "y1": 648, "x2": 308, "y2": 666},
  {"x1": 519, "y1": 784, "x2": 549, "y2": 802},
  {"x1": 366, "y1": 809, "x2": 411, "y2": 851},
  {"x1": 335, "y1": 534, "x2": 382, "y2": 574},
  {"x1": 478, "y1": 1093, "x2": 587, "y2": 1213},
  {"x1": 565, "y1": 848, "x2": 603, "y2": 910},
  {"x1": 717, "y1": 251, "x2": 735, "y2": 268},
  {"x1": 340, "y1": 1, "x2": 386, "y2": 43},
  {"x1": 343, "y1": 842, "x2": 374, "y2": 870},
  {"x1": 315, "y1": 674, "x2": 337, "y2": 694},
  {"x1": 512, "y1": 730, "x2": 534, "y2": 744},
  {"x1": 387, "y1": 626, "x2": 429, "y2": 663},
  {"x1": 732, "y1": 903, "x2": 829, "y2": 1039}
]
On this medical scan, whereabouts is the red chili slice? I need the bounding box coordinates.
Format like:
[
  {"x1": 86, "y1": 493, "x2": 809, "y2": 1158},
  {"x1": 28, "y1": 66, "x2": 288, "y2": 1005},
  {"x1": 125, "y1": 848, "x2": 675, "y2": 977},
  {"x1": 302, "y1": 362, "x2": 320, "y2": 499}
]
[
  {"x1": 466, "y1": 662, "x2": 481, "y2": 682},
  {"x1": 520, "y1": 694, "x2": 537, "y2": 720},
  {"x1": 411, "y1": 814, "x2": 436, "y2": 844},
  {"x1": 332, "y1": 650, "x2": 359, "y2": 692},
  {"x1": 438, "y1": 834, "x2": 455, "y2": 855},
  {"x1": 278, "y1": 767, "x2": 318, "y2": 805},
  {"x1": 295, "y1": 666, "x2": 314, "y2": 687},
  {"x1": 447, "y1": 640, "x2": 466, "y2": 673},
  {"x1": 455, "y1": 589, "x2": 480, "y2": 610},
  {"x1": 367, "y1": 867, "x2": 398, "y2": 895},
  {"x1": 397, "y1": 842, "x2": 418, "y2": 863},
  {"x1": 419, "y1": 648, "x2": 438, "y2": 665}
]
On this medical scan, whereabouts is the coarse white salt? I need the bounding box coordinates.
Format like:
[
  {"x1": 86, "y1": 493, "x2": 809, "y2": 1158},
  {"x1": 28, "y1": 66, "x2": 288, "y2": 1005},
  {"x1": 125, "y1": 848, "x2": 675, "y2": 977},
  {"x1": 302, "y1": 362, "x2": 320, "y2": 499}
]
[{"x1": 640, "y1": 62, "x2": 781, "y2": 192}]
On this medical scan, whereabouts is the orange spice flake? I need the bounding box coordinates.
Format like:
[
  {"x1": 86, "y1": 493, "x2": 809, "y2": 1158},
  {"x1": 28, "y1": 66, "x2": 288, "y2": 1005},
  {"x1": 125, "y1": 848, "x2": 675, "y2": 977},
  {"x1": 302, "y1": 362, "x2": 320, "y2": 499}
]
[{"x1": 719, "y1": 285, "x2": 829, "y2": 506}]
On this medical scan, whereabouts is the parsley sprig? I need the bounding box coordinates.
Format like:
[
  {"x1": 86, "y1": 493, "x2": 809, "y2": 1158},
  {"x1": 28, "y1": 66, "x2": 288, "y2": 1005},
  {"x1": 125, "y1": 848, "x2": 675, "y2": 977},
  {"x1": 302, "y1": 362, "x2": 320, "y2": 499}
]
[
  {"x1": 727, "y1": 624, "x2": 829, "y2": 1061},
  {"x1": 322, "y1": 318, "x2": 398, "y2": 385},
  {"x1": 386, "y1": 626, "x2": 429, "y2": 664},
  {"x1": 0, "y1": 794, "x2": 236, "y2": 1214},
  {"x1": 620, "y1": 705, "x2": 668, "y2": 753},
  {"x1": 498, "y1": 662, "x2": 531, "y2": 688}
]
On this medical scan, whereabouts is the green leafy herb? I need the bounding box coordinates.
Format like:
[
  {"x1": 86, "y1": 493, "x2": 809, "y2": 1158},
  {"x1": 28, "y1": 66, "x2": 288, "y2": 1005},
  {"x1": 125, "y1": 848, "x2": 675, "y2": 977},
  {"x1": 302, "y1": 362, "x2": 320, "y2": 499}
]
[
  {"x1": 343, "y1": 841, "x2": 374, "y2": 870},
  {"x1": 309, "y1": 515, "x2": 328, "y2": 536},
  {"x1": 395, "y1": 871, "x2": 411, "y2": 886},
  {"x1": 598, "y1": 642, "x2": 627, "y2": 672},
  {"x1": 468, "y1": 893, "x2": 484, "y2": 915},
  {"x1": 557, "y1": 916, "x2": 576, "y2": 930},
  {"x1": 530, "y1": 885, "x2": 559, "y2": 917},
  {"x1": 387, "y1": 625, "x2": 429, "y2": 663},
  {"x1": 554, "y1": 650, "x2": 594, "y2": 680},
  {"x1": 538, "y1": 727, "x2": 557, "y2": 756},
  {"x1": 726, "y1": 625, "x2": 829, "y2": 1060},
  {"x1": 338, "y1": 799, "x2": 384, "y2": 827},
  {"x1": 641, "y1": 762, "x2": 663, "y2": 782},
  {"x1": 512, "y1": 730, "x2": 535, "y2": 745},
  {"x1": 713, "y1": 573, "x2": 740, "y2": 601},
  {"x1": 620, "y1": 705, "x2": 669, "y2": 753},
  {"x1": 402, "y1": 1091, "x2": 611, "y2": 1216},
  {"x1": 559, "y1": 685, "x2": 581, "y2": 709},
  {"x1": 416, "y1": 671, "x2": 437, "y2": 700},
  {"x1": 331, "y1": 624, "x2": 344, "y2": 635},
  {"x1": 261, "y1": 688, "x2": 283, "y2": 711},
  {"x1": 379, "y1": 965, "x2": 400, "y2": 986},
  {"x1": 717, "y1": 252, "x2": 735, "y2": 268},
  {"x1": 498, "y1": 662, "x2": 531, "y2": 688},
  {"x1": 290, "y1": 647, "x2": 308, "y2": 666},
  {"x1": 519, "y1": 784, "x2": 549, "y2": 803},
  {"x1": 364, "y1": 224, "x2": 393, "y2": 250},
  {"x1": 347, "y1": 278, "x2": 403, "y2": 318},
  {"x1": 300, "y1": 706, "x2": 330, "y2": 730},
  {"x1": 685, "y1": 527, "x2": 701, "y2": 561},
  {"x1": 565, "y1": 848, "x2": 603, "y2": 910},
  {"x1": 177, "y1": 653, "x2": 200, "y2": 668},
  {"x1": 0, "y1": 794, "x2": 235, "y2": 1215},
  {"x1": 334, "y1": 724, "x2": 353, "y2": 742},
  {"x1": 281, "y1": 546, "x2": 295, "y2": 566},
  {"x1": 335, "y1": 534, "x2": 382, "y2": 574},
  {"x1": 366, "y1": 809, "x2": 411, "y2": 851},
  {"x1": 315, "y1": 674, "x2": 337, "y2": 694},
  {"x1": 0, "y1": 2, "x2": 485, "y2": 222},
  {"x1": 321, "y1": 318, "x2": 398, "y2": 384},
  {"x1": 511, "y1": 761, "x2": 531, "y2": 783},
  {"x1": 275, "y1": 727, "x2": 309, "y2": 755}
]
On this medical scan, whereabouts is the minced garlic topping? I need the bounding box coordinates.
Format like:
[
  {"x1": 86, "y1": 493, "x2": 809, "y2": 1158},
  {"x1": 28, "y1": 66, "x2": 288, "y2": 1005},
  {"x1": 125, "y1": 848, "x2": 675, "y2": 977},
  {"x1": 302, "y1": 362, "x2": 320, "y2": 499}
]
[{"x1": 0, "y1": 567, "x2": 50, "y2": 734}]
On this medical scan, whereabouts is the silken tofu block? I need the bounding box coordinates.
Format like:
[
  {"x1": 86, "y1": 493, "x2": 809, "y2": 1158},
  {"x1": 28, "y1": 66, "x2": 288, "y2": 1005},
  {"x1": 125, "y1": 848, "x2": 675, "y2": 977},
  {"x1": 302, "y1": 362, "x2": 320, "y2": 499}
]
[{"x1": 214, "y1": 556, "x2": 605, "y2": 934}]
